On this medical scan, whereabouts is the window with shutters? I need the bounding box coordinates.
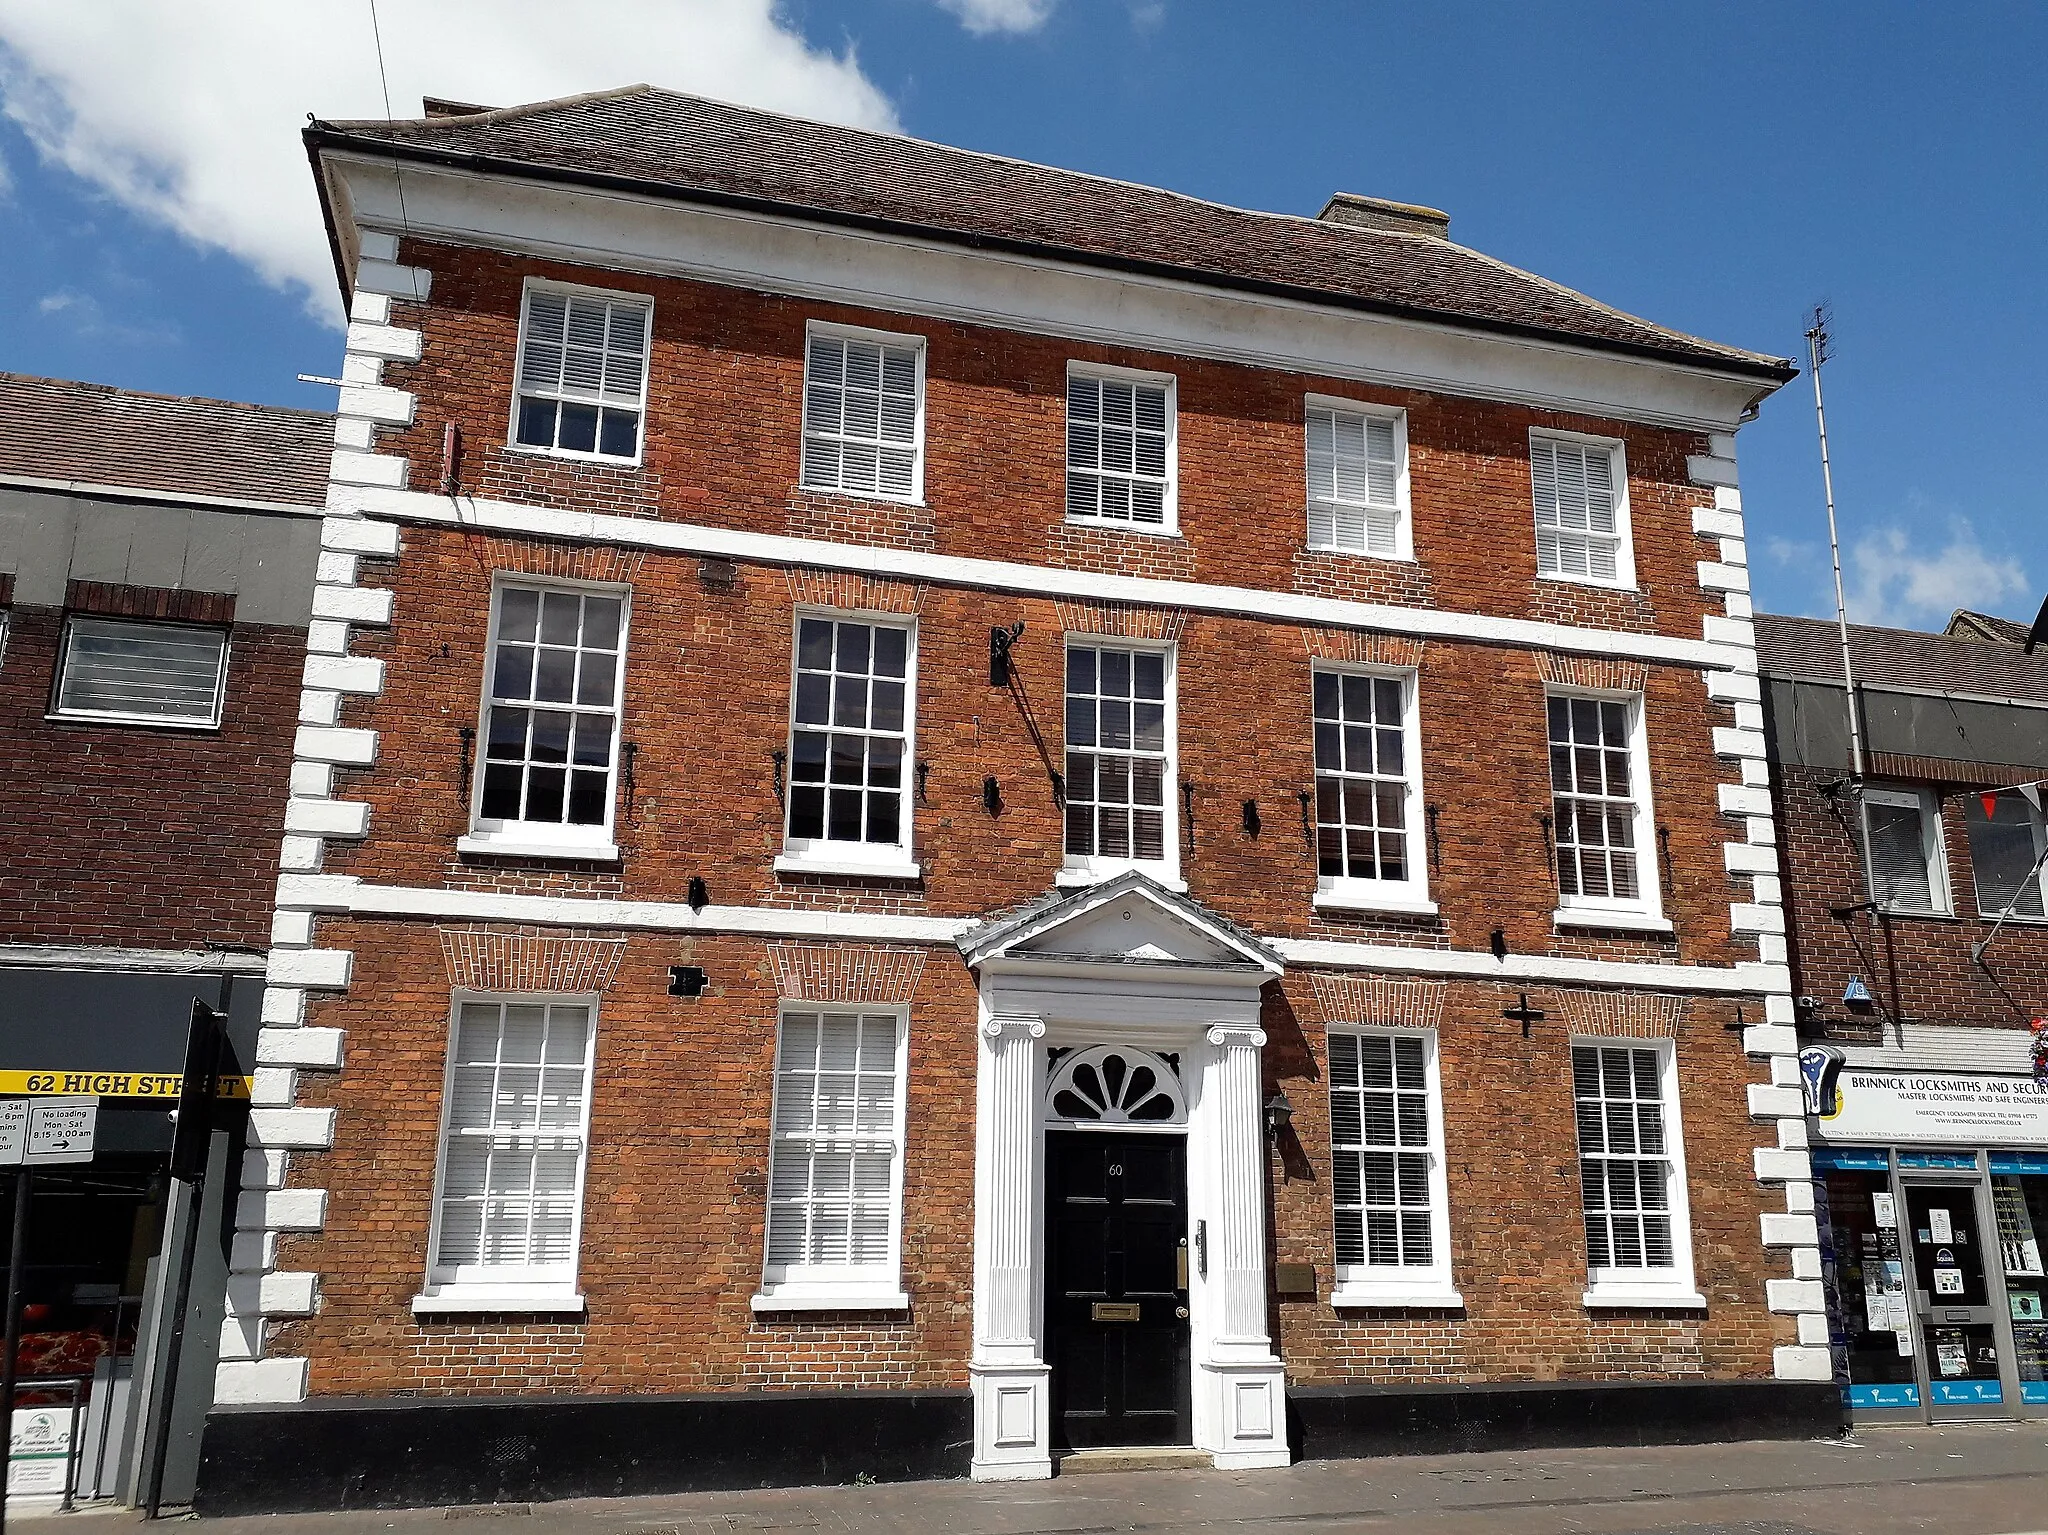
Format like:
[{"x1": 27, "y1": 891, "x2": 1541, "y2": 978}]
[
  {"x1": 1312, "y1": 667, "x2": 1431, "y2": 912},
  {"x1": 1063, "y1": 640, "x2": 1177, "y2": 880},
  {"x1": 1065, "y1": 366, "x2": 1176, "y2": 531},
  {"x1": 1530, "y1": 431, "x2": 1633, "y2": 588},
  {"x1": 51, "y1": 616, "x2": 228, "y2": 728},
  {"x1": 1547, "y1": 691, "x2": 1664, "y2": 923},
  {"x1": 466, "y1": 580, "x2": 629, "y2": 859},
  {"x1": 1966, "y1": 791, "x2": 2048, "y2": 921},
  {"x1": 510, "y1": 281, "x2": 651, "y2": 462},
  {"x1": 778, "y1": 613, "x2": 918, "y2": 877},
  {"x1": 419, "y1": 996, "x2": 596, "y2": 1311},
  {"x1": 1864, "y1": 785, "x2": 1951, "y2": 914},
  {"x1": 1328, "y1": 1029, "x2": 1459, "y2": 1307},
  {"x1": 758, "y1": 1008, "x2": 909, "y2": 1310},
  {"x1": 800, "y1": 324, "x2": 924, "y2": 501},
  {"x1": 1572, "y1": 1040, "x2": 1699, "y2": 1306},
  {"x1": 1306, "y1": 399, "x2": 1409, "y2": 558}
]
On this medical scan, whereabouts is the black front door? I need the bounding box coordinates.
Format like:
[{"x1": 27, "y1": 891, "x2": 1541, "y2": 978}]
[{"x1": 1045, "y1": 1130, "x2": 1191, "y2": 1448}]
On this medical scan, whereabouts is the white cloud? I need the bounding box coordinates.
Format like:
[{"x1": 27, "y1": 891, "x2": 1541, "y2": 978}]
[
  {"x1": 936, "y1": 0, "x2": 1056, "y2": 36},
  {"x1": 1846, "y1": 518, "x2": 2030, "y2": 628},
  {"x1": 0, "y1": 1, "x2": 898, "y2": 327},
  {"x1": 37, "y1": 286, "x2": 180, "y2": 345}
]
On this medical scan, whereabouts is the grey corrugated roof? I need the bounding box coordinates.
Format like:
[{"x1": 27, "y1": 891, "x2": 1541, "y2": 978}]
[
  {"x1": 1755, "y1": 612, "x2": 2048, "y2": 705},
  {"x1": 0, "y1": 373, "x2": 331, "y2": 509},
  {"x1": 309, "y1": 87, "x2": 1794, "y2": 382}
]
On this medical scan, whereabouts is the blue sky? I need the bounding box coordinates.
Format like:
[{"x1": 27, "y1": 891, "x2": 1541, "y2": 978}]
[{"x1": 2, "y1": 1, "x2": 2041, "y2": 628}]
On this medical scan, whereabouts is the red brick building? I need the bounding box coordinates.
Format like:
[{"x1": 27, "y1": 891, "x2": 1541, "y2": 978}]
[
  {"x1": 200, "y1": 89, "x2": 1833, "y2": 1509},
  {"x1": 0, "y1": 373, "x2": 330, "y2": 1505},
  {"x1": 1755, "y1": 613, "x2": 2048, "y2": 1423}
]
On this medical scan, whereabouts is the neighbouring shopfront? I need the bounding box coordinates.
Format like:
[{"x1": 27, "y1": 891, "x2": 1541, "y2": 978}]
[
  {"x1": 0, "y1": 963, "x2": 259, "y2": 1507},
  {"x1": 1807, "y1": 1030, "x2": 2048, "y2": 1421}
]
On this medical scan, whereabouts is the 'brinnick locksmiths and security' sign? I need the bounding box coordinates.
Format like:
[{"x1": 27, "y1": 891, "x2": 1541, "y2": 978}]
[{"x1": 0, "y1": 1097, "x2": 98, "y2": 1166}]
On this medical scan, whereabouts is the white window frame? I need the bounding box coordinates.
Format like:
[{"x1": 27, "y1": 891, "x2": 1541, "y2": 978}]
[
  {"x1": 1311, "y1": 664, "x2": 1434, "y2": 916},
  {"x1": 1966, "y1": 791, "x2": 2048, "y2": 923},
  {"x1": 459, "y1": 574, "x2": 631, "y2": 863},
  {"x1": 1863, "y1": 784, "x2": 1953, "y2": 916},
  {"x1": 774, "y1": 606, "x2": 921, "y2": 880},
  {"x1": 1546, "y1": 687, "x2": 1669, "y2": 934},
  {"x1": 1528, "y1": 428, "x2": 1636, "y2": 590},
  {"x1": 798, "y1": 320, "x2": 927, "y2": 505},
  {"x1": 754, "y1": 1004, "x2": 911, "y2": 1313},
  {"x1": 48, "y1": 615, "x2": 229, "y2": 730},
  {"x1": 1063, "y1": 362, "x2": 1179, "y2": 537},
  {"x1": 506, "y1": 277, "x2": 654, "y2": 467},
  {"x1": 1572, "y1": 1036, "x2": 1702, "y2": 1308},
  {"x1": 414, "y1": 990, "x2": 599, "y2": 1314},
  {"x1": 1304, "y1": 395, "x2": 1412, "y2": 562},
  {"x1": 1057, "y1": 634, "x2": 1182, "y2": 889},
  {"x1": 1328, "y1": 1026, "x2": 1460, "y2": 1308}
]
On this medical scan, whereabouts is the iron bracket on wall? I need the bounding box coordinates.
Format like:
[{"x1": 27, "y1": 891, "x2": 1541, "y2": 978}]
[{"x1": 457, "y1": 726, "x2": 475, "y2": 797}]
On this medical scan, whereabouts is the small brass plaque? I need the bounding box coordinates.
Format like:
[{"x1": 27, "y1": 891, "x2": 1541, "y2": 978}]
[
  {"x1": 1091, "y1": 1301, "x2": 1142, "y2": 1322},
  {"x1": 1275, "y1": 1262, "x2": 1317, "y2": 1297}
]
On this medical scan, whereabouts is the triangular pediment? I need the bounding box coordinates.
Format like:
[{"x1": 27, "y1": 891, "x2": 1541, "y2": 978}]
[{"x1": 957, "y1": 870, "x2": 1283, "y2": 973}]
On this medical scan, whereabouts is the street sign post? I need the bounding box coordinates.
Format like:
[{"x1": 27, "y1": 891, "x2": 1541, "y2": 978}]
[{"x1": 22, "y1": 1101, "x2": 94, "y2": 1167}]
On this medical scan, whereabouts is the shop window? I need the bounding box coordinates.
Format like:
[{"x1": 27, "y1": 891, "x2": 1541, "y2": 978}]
[
  {"x1": 1327, "y1": 1028, "x2": 1459, "y2": 1307},
  {"x1": 1571, "y1": 1040, "x2": 1700, "y2": 1306},
  {"x1": 758, "y1": 1008, "x2": 908, "y2": 1311},
  {"x1": 420, "y1": 997, "x2": 596, "y2": 1311},
  {"x1": 1821, "y1": 1161, "x2": 1922, "y2": 1409},
  {"x1": 1993, "y1": 1169, "x2": 2048, "y2": 1405}
]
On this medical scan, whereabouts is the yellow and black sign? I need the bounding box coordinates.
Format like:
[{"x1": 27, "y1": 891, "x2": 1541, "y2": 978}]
[{"x1": 0, "y1": 1071, "x2": 255, "y2": 1100}]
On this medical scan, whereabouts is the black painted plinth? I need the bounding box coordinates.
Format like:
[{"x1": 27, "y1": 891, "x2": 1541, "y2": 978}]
[
  {"x1": 1291, "y1": 1378, "x2": 1843, "y2": 1460},
  {"x1": 194, "y1": 1388, "x2": 973, "y2": 1514}
]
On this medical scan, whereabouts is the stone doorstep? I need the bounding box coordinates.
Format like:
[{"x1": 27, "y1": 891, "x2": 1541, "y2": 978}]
[{"x1": 1054, "y1": 1447, "x2": 1214, "y2": 1475}]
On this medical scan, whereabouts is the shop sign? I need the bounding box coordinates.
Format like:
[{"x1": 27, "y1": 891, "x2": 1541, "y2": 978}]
[
  {"x1": 1815, "y1": 1069, "x2": 2048, "y2": 1147},
  {"x1": 7, "y1": 1406, "x2": 72, "y2": 1496},
  {"x1": 0, "y1": 1070, "x2": 251, "y2": 1100}
]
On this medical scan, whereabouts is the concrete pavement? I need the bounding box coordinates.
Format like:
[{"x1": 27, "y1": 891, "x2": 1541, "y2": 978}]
[{"x1": 27, "y1": 1423, "x2": 2048, "y2": 1534}]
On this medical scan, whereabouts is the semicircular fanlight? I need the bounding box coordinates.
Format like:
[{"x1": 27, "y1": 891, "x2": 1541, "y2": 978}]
[{"x1": 1045, "y1": 1045, "x2": 1186, "y2": 1126}]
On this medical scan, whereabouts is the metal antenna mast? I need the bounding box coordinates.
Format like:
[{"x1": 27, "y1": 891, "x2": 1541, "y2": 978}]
[{"x1": 1807, "y1": 305, "x2": 1877, "y2": 912}]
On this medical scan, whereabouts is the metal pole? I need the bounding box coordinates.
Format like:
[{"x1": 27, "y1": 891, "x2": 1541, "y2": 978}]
[
  {"x1": 144, "y1": 968, "x2": 234, "y2": 1522},
  {"x1": 142, "y1": 1164, "x2": 202, "y2": 1520},
  {"x1": 0, "y1": 1168, "x2": 33, "y2": 1535},
  {"x1": 1808, "y1": 311, "x2": 1878, "y2": 909}
]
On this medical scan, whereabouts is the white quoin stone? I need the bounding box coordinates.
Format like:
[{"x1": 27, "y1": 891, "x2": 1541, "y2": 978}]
[
  {"x1": 1760, "y1": 1212, "x2": 1819, "y2": 1247},
  {"x1": 1754, "y1": 1147, "x2": 1812, "y2": 1182},
  {"x1": 1767, "y1": 1277, "x2": 1826, "y2": 1313},
  {"x1": 246, "y1": 1107, "x2": 335, "y2": 1150},
  {"x1": 311, "y1": 583, "x2": 394, "y2": 625},
  {"x1": 321, "y1": 517, "x2": 401, "y2": 557},
  {"x1": 329, "y1": 449, "x2": 409, "y2": 489},
  {"x1": 236, "y1": 1187, "x2": 327, "y2": 1232},
  {"x1": 266, "y1": 947, "x2": 353, "y2": 989},
  {"x1": 346, "y1": 320, "x2": 424, "y2": 361},
  {"x1": 1774, "y1": 1344, "x2": 1833, "y2": 1381},
  {"x1": 303, "y1": 653, "x2": 386, "y2": 694},
  {"x1": 294, "y1": 726, "x2": 378, "y2": 766},
  {"x1": 257, "y1": 1027, "x2": 345, "y2": 1070},
  {"x1": 214, "y1": 1357, "x2": 309, "y2": 1404}
]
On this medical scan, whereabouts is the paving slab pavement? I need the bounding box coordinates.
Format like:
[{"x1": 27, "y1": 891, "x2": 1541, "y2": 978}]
[{"x1": 22, "y1": 1423, "x2": 2048, "y2": 1534}]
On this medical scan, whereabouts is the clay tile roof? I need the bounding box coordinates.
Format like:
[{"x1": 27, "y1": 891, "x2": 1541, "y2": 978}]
[
  {"x1": 1755, "y1": 612, "x2": 2048, "y2": 705},
  {"x1": 311, "y1": 86, "x2": 1794, "y2": 381},
  {"x1": 0, "y1": 373, "x2": 332, "y2": 510}
]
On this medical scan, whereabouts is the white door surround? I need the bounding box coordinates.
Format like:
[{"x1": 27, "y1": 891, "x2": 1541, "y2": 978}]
[{"x1": 960, "y1": 871, "x2": 1291, "y2": 1478}]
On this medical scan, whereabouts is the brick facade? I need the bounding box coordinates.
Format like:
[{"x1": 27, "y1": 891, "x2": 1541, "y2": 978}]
[
  {"x1": 0, "y1": 603, "x2": 302, "y2": 949},
  {"x1": 234, "y1": 105, "x2": 1821, "y2": 1477}
]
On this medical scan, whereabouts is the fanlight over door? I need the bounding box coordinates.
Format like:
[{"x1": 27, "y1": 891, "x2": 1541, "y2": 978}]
[{"x1": 1046, "y1": 1045, "x2": 1186, "y2": 1128}]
